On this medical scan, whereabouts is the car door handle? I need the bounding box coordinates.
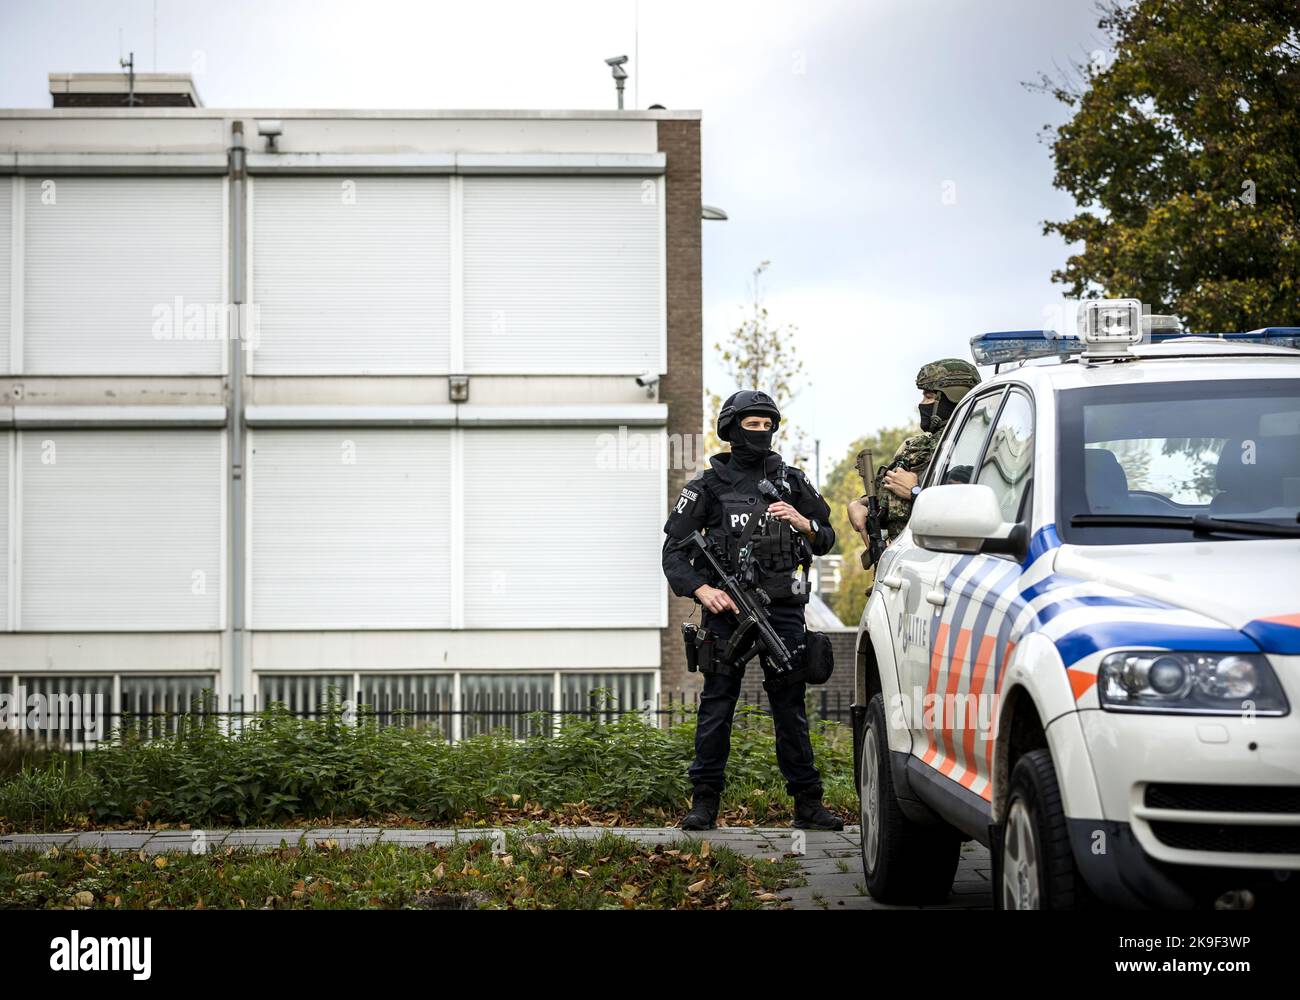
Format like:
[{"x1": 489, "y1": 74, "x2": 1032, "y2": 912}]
[
  {"x1": 880, "y1": 574, "x2": 904, "y2": 590},
  {"x1": 924, "y1": 588, "x2": 946, "y2": 607}
]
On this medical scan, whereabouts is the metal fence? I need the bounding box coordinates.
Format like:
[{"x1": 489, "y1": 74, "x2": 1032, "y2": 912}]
[{"x1": 0, "y1": 688, "x2": 856, "y2": 768}]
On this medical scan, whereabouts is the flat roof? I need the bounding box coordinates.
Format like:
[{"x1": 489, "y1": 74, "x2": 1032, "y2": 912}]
[
  {"x1": 49, "y1": 72, "x2": 205, "y2": 106},
  {"x1": 1, "y1": 107, "x2": 701, "y2": 121}
]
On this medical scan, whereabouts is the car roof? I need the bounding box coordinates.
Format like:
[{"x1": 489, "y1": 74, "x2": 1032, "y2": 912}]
[{"x1": 981, "y1": 340, "x2": 1300, "y2": 394}]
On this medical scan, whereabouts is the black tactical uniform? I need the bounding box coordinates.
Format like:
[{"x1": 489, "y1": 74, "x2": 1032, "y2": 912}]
[{"x1": 662, "y1": 390, "x2": 842, "y2": 831}]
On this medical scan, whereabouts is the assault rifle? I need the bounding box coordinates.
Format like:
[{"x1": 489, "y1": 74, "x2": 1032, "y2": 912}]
[
  {"x1": 855, "y1": 449, "x2": 886, "y2": 569},
  {"x1": 685, "y1": 530, "x2": 795, "y2": 673}
]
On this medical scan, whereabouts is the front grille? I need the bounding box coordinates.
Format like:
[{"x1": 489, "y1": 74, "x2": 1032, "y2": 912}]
[
  {"x1": 1150, "y1": 822, "x2": 1300, "y2": 855},
  {"x1": 1144, "y1": 783, "x2": 1300, "y2": 814}
]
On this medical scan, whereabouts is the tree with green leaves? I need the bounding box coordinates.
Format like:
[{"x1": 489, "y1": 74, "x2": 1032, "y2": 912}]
[
  {"x1": 1038, "y1": 0, "x2": 1300, "y2": 330},
  {"x1": 822, "y1": 424, "x2": 917, "y2": 625},
  {"x1": 706, "y1": 261, "x2": 811, "y2": 465}
]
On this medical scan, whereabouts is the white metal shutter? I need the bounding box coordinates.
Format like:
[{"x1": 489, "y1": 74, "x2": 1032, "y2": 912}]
[
  {"x1": 249, "y1": 429, "x2": 451, "y2": 628},
  {"x1": 0, "y1": 432, "x2": 8, "y2": 630},
  {"x1": 20, "y1": 430, "x2": 224, "y2": 629},
  {"x1": 23, "y1": 177, "x2": 225, "y2": 374},
  {"x1": 0, "y1": 178, "x2": 11, "y2": 372},
  {"x1": 251, "y1": 177, "x2": 451, "y2": 373},
  {"x1": 462, "y1": 177, "x2": 663, "y2": 374},
  {"x1": 462, "y1": 428, "x2": 663, "y2": 627}
]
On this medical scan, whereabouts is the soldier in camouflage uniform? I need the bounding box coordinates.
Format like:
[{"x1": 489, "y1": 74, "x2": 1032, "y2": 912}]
[{"x1": 849, "y1": 358, "x2": 981, "y2": 543}]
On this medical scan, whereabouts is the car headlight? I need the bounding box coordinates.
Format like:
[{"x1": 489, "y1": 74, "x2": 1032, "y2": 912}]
[{"x1": 1097, "y1": 652, "x2": 1289, "y2": 715}]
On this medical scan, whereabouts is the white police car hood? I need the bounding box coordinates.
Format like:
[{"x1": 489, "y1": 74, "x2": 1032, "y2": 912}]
[{"x1": 1051, "y1": 538, "x2": 1300, "y2": 656}]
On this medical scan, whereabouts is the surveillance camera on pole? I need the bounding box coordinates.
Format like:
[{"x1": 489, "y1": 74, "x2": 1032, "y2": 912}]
[{"x1": 605, "y1": 55, "x2": 629, "y2": 109}]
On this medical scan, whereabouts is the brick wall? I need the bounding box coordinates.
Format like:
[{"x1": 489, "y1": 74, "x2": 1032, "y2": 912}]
[{"x1": 657, "y1": 119, "x2": 705, "y2": 701}]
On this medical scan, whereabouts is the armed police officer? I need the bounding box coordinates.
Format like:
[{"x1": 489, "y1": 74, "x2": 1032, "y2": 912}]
[
  {"x1": 849, "y1": 358, "x2": 981, "y2": 548},
  {"x1": 662, "y1": 390, "x2": 843, "y2": 832}
]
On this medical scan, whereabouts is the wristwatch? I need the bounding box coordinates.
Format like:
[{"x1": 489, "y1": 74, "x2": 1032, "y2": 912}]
[
  {"x1": 809, "y1": 518, "x2": 821, "y2": 535},
  {"x1": 910, "y1": 485, "x2": 922, "y2": 499}
]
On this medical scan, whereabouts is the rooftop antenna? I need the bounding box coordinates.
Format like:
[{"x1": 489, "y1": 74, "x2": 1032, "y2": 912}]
[
  {"x1": 120, "y1": 50, "x2": 137, "y2": 107},
  {"x1": 605, "y1": 55, "x2": 628, "y2": 110}
]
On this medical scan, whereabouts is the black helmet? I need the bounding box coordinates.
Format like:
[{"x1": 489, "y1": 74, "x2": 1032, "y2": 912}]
[{"x1": 717, "y1": 390, "x2": 781, "y2": 440}]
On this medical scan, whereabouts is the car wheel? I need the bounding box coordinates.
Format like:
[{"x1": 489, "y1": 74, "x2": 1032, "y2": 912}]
[
  {"x1": 997, "y1": 748, "x2": 1093, "y2": 910},
  {"x1": 859, "y1": 693, "x2": 961, "y2": 905}
]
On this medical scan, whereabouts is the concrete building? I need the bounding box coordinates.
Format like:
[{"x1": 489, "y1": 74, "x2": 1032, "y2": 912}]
[{"x1": 0, "y1": 73, "x2": 705, "y2": 733}]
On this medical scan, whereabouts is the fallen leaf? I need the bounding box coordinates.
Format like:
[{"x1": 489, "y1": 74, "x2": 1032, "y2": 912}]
[
  {"x1": 71, "y1": 890, "x2": 95, "y2": 907},
  {"x1": 15, "y1": 871, "x2": 48, "y2": 884},
  {"x1": 688, "y1": 879, "x2": 708, "y2": 894}
]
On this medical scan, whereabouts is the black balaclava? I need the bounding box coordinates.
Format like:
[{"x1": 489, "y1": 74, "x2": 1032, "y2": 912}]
[
  {"x1": 729, "y1": 423, "x2": 774, "y2": 468},
  {"x1": 918, "y1": 394, "x2": 957, "y2": 432}
]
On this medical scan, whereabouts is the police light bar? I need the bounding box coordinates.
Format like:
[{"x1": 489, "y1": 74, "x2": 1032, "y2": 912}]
[
  {"x1": 968, "y1": 330, "x2": 1083, "y2": 367},
  {"x1": 1231, "y1": 327, "x2": 1300, "y2": 349},
  {"x1": 970, "y1": 324, "x2": 1300, "y2": 367}
]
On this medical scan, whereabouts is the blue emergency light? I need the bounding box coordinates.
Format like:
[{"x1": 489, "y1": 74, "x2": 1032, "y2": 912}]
[
  {"x1": 968, "y1": 330, "x2": 1081, "y2": 367},
  {"x1": 970, "y1": 326, "x2": 1300, "y2": 368}
]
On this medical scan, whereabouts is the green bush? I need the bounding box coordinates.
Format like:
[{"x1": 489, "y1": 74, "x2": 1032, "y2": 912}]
[{"x1": 0, "y1": 697, "x2": 853, "y2": 833}]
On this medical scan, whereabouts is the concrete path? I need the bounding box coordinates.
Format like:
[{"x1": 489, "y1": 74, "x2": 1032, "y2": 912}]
[{"x1": 0, "y1": 826, "x2": 994, "y2": 910}]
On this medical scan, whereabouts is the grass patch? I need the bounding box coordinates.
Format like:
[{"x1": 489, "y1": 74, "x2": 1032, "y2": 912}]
[
  {"x1": 0, "y1": 831, "x2": 798, "y2": 910},
  {"x1": 0, "y1": 700, "x2": 855, "y2": 833}
]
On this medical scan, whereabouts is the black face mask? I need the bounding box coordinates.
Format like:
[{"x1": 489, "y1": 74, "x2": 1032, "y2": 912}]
[
  {"x1": 919, "y1": 395, "x2": 956, "y2": 432},
  {"x1": 730, "y1": 427, "x2": 774, "y2": 466}
]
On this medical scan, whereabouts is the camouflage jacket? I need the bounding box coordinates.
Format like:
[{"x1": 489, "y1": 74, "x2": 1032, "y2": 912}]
[{"x1": 867, "y1": 414, "x2": 950, "y2": 540}]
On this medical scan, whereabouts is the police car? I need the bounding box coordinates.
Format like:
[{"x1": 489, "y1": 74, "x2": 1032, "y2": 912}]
[{"x1": 852, "y1": 300, "x2": 1300, "y2": 910}]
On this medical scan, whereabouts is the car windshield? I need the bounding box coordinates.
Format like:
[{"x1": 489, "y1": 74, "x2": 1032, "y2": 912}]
[{"x1": 1056, "y1": 376, "x2": 1300, "y2": 544}]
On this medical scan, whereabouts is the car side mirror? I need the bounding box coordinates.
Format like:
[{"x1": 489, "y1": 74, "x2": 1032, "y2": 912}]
[{"x1": 911, "y1": 484, "x2": 1027, "y2": 558}]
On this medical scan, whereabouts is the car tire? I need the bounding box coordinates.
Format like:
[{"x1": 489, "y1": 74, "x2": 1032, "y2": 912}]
[
  {"x1": 859, "y1": 693, "x2": 961, "y2": 905},
  {"x1": 995, "y1": 748, "x2": 1094, "y2": 910}
]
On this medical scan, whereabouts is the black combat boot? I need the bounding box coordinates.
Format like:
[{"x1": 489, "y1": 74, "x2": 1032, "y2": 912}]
[
  {"x1": 792, "y1": 792, "x2": 844, "y2": 831},
  {"x1": 681, "y1": 787, "x2": 721, "y2": 831}
]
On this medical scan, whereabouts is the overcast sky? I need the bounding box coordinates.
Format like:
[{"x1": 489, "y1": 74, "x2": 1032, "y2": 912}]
[{"x1": 0, "y1": 0, "x2": 1108, "y2": 477}]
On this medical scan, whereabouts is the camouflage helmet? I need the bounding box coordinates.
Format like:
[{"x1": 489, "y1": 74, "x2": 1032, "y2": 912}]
[{"x1": 916, "y1": 358, "x2": 981, "y2": 405}]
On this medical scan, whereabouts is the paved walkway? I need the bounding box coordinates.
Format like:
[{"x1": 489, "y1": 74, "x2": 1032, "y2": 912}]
[{"x1": 0, "y1": 826, "x2": 993, "y2": 910}]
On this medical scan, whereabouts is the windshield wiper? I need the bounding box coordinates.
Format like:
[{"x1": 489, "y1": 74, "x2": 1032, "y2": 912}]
[{"x1": 1070, "y1": 513, "x2": 1300, "y2": 538}]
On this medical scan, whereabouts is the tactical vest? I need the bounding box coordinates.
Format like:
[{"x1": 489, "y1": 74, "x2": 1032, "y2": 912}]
[{"x1": 702, "y1": 468, "x2": 811, "y2": 604}]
